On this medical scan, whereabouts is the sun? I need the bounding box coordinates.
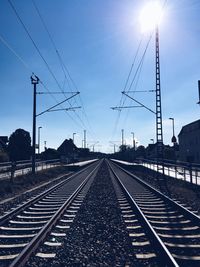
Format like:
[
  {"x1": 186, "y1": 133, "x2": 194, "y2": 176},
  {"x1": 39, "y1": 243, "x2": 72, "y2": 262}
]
[{"x1": 139, "y1": 1, "x2": 163, "y2": 32}]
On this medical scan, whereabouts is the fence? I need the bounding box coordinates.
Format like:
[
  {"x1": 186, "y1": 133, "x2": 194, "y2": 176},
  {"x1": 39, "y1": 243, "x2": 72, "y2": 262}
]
[
  {"x1": 138, "y1": 158, "x2": 200, "y2": 186},
  {"x1": 0, "y1": 159, "x2": 61, "y2": 180}
]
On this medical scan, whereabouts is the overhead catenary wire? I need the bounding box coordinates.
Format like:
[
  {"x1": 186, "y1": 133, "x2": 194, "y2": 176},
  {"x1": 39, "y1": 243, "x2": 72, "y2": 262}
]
[
  {"x1": 112, "y1": 0, "x2": 168, "y2": 125},
  {"x1": 122, "y1": 54, "x2": 147, "y2": 127},
  {"x1": 121, "y1": 38, "x2": 143, "y2": 99},
  {"x1": 0, "y1": 16, "x2": 85, "y2": 131},
  {"x1": 58, "y1": 59, "x2": 96, "y2": 138},
  {"x1": 39, "y1": 80, "x2": 86, "y2": 129},
  {"x1": 36, "y1": 92, "x2": 80, "y2": 117},
  {"x1": 31, "y1": 0, "x2": 67, "y2": 82},
  {"x1": 0, "y1": 33, "x2": 31, "y2": 72},
  {"x1": 111, "y1": 38, "x2": 143, "y2": 140},
  {"x1": 7, "y1": 0, "x2": 77, "y2": 110},
  {"x1": 31, "y1": 0, "x2": 97, "y2": 139},
  {"x1": 111, "y1": 0, "x2": 168, "y2": 144},
  {"x1": 120, "y1": 39, "x2": 151, "y2": 127},
  {"x1": 121, "y1": 0, "x2": 168, "y2": 119},
  {"x1": 111, "y1": 35, "x2": 152, "y2": 141},
  {"x1": 121, "y1": 34, "x2": 153, "y2": 127},
  {"x1": 7, "y1": 0, "x2": 63, "y2": 93},
  {"x1": 2, "y1": 32, "x2": 85, "y2": 130},
  {"x1": 124, "y1": 35, "x2": 152, "y2": 98},
  {"x1": 7, "y1": 0, "x2": 91, "y2": 132}
]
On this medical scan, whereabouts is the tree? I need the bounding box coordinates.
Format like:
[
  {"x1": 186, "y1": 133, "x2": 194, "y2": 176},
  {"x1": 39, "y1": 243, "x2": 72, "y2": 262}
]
[
  {"x1": 135, "y1": 145, "x2": 146, "y2": 158},
  {"x1": 0, "y1": 152, "x2": 9, "y2": 162},
  {"x1": 8, "y1": 129, "x2": 31, "y2": 161},
  {"x1": 119, "y1": 144, "x2": 129, "y2": 152}
]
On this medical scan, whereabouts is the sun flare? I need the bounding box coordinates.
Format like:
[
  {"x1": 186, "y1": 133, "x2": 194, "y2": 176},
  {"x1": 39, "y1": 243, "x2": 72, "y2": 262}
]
[{"x1": 139, "y1": 1, "x2": 163, "y2": 32}]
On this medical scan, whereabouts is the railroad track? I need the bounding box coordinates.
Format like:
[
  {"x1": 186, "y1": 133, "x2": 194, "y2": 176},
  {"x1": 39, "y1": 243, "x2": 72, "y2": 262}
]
[
  {"x1": 108, "y1": 159, "x2": 200, "y2": 267},
  {"x1": 1, "y1": 158, "x2": 199, "y2": 266},
  {"x1": 27, "y1": 160, "x2": 170, "y2": 267},
  {"x1": 0, "y1": 160, "x2": 101, "y2": 267}
]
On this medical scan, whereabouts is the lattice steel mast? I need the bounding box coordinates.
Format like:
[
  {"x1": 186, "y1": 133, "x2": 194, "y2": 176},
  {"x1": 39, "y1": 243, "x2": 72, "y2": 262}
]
[{"x1": 155, "y1": 26, "x2": 166, "y2": 190}]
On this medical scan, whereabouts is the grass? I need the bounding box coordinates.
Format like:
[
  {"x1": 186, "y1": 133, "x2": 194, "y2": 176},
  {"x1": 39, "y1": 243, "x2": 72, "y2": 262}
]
[{"x1": 0, "y1": 166, "x2": 70, "y2": 201}]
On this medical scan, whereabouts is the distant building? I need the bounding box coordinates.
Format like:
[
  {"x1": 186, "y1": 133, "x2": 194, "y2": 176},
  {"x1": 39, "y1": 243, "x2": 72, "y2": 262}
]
[
  {"x1": 178, "y1": 119, "x2": 200, "y2": 163},
  {"x1": 57, "y1": 139, "x2": 78, "y2": 162}
]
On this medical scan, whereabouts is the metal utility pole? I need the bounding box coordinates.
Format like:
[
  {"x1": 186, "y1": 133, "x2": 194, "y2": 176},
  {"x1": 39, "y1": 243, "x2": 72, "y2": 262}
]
[
  {"x1": 197, "y1": 80, "x2": 200, "y2": 104},
  {"x1": 90, "y1": 141, "x2": 99, "y2": 152},
  {"x1": 44, "y1": 141, "x2": 47, "y2": 151},
  {"x1": 38, "y1": 126, "x2": 42, "y2": 154},
  {"x1": 113, "y1": 144, "x2": 116, "y2": 153},
  {"x1": 73, "y1": 132, "x2": 76, "y2": 144},
  {"x1": 109, "y1": 141, "x2": 119, "y2": 154},
  {"x1": 155, "y1": 26, "x2": 166, "y2": 191},
  {"x1": 121, "y1": 129, "x2": 124, "y2": 146},
  {"x1": 31, "y1": 75, "x2": 39, "y2": 174},
  {"x1": 84, "y1": 130, "x2": 86, "y2": 149}
]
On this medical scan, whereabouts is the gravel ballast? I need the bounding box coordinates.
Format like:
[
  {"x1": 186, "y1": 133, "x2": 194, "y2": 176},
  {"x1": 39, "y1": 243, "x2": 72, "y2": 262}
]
[{"x1": 29, "y1": 161, "x2": 137, "y2": 267}]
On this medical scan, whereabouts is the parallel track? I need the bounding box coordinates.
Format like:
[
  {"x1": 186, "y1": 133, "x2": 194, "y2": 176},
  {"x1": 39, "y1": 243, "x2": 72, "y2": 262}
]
[
  {"x1": 0, "y1": 160, "x2": 101, "y2": 267},
  {"x1": 1, "y1": 159, "x2": 199, "y2": 266},
  {"x1": 109, "y1": 159, "x2": 200, "y2": 267}
]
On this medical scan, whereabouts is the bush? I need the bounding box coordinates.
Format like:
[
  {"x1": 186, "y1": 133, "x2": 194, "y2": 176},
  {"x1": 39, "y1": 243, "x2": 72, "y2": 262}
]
[{"x1": 0, "y1": 152, "x2": 9, "y2": 162}]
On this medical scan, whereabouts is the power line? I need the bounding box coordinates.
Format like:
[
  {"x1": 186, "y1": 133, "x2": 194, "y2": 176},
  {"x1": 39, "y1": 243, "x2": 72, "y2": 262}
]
[
  {"x1": 112, "y1": 36, "x2": 152, "y2": 138},
  {"x1": 125, "y1": 35, "x2": 152, "y2": 95},
  {"x1": 36, "y1": 92, "x2": 80, "y2": 117},
  {"x1": 7, "y1": 0, "x2": 63, "y2": 93},
  {"x1": 31, "y1": 0, "x2": 67, "y2": 82},
  {"x1": 39, "y1": 80, "x2": 85, "y2": 129},
  {"x1": 0, "y1": 33, "x2": 31, "y2": 72},
  {"x1": 0, "y1": 29, "x2": 86, "y2": 130},
  {"x1": 122, "y1": 55, "x2": 146, "y2": 127},
  {"x1": 31, "y1": 0, "x2": 97, "y2": 139},
  {"x1": 110, "y1": 38, "x2": 143, "y2": 140},
  {"x1": 111, "y1": 36, "x2": 152, "y2": 140},
  {"x1": 7, "y1": 0, "x2": 80, "y2": 121},
  {"x1": 7, "y1": 0, "x2": 88, "y2": 131},
  {"x1": 123, "y1": 38, "x2": 143, "y2": 93},
  {"x1": 0, "y1": 30, "x2": 70, "y2": 123},
  {"x1": 117, "y1": 38, "x2": 143, "y2": 114},
  {"x1": 111, "y1": 0, "x2": 167, "y2": 137}
]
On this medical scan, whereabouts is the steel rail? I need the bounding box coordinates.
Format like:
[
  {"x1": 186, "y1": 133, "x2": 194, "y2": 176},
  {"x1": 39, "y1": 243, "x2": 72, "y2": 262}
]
[
  {"x1": 107, "y1": 160, "x2": 179, "y2": 267},
  {"x1": 110, "y1": 160, "x2": 200, "y2": 225},
  {"x1": 0, "y1": 160, "x2": 99, "y2": 226},
  {"x1": 9, "y1": 160, "x2": 102, "y2": 267}
]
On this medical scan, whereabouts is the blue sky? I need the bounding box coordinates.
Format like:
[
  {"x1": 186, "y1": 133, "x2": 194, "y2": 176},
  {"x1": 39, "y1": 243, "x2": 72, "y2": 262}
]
[{"x1": 0, "y1": 0, "x2": 199, "y2": 153}]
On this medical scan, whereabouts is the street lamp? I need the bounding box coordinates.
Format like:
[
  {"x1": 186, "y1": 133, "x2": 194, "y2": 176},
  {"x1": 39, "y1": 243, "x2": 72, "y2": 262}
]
[
  {"x1": 121, "y1": 129, "x2": 124, "y2": 146},
  {"x1": 44, "y1": 141, "x2": 47, "y2": 151},
  {"x1": 38, "y1": 126, "x2": 42, "y2": 155},
  {"x1": 73, "y1": 133, "x2": 76, "y2": 144},
  {"x1": 169, "y1": 117, "x2": 177, "y2": 145},
  {"x1": 131, "y1": 132, "x2": 136, "y2": 150}
]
